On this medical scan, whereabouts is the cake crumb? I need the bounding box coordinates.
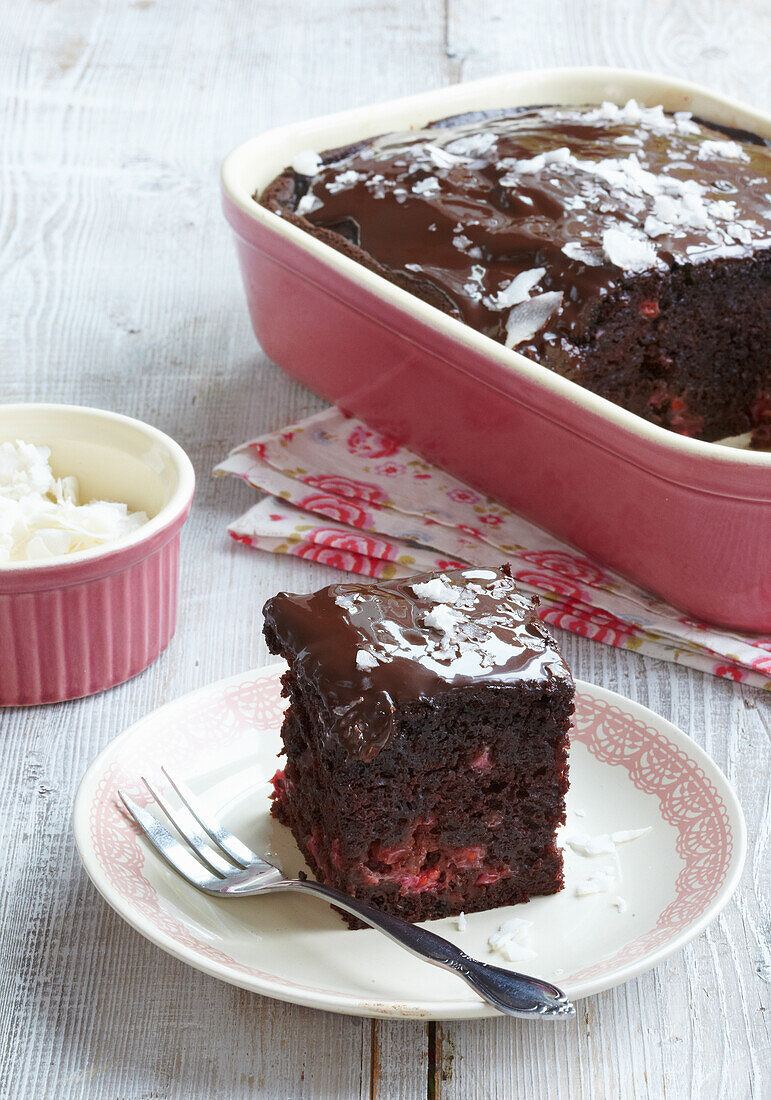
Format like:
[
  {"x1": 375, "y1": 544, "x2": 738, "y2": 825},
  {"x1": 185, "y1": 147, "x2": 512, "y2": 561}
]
[{"x1": 456, "y1": 911, "x2": 467, "y2": 932}]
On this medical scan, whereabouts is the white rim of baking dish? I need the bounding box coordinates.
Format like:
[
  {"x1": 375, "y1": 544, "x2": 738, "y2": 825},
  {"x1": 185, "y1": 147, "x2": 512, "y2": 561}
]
[
  {"x1": 222, "y1": 66, "x2": 771, "y2": 472},
  {"x1": 0, "y1": 404, "x2": 195, "y2": 574}
]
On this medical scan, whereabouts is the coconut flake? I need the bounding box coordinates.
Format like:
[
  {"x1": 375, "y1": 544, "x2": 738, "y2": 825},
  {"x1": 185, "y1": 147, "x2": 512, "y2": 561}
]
[
  {"x1": 334, "y1": 591, "x2": 363, "y2": 613},
  {"x1": 291, "y1": 149, "x2": 322, "y2": 176},
  {"x1": 424, "y1": 603, "x2": 461, "y2": 634},
  {"x1": 697, "y1": 139, "x2": 749, "y2": 162},
  {"x1": 410, "y1": 577, "x2": 461, "y2": 603},
  {"x1": 456, "y1": 911, "x2": 467, "y2": 932},
  {"x1": 602, "y1": 227, "x2": 659, "y2": 271},
  {"x1": 413, "y1": 177, "x2": 441, "y2": 195},
  {"x1": 488, "y1": 918, "x2": 535, "y2": 962},
  {"x1": 502, "y1": 146, "x2": 572, "y2": 176},
  {"x1": 504, "y1": 291, "x2": 563, "y2": 348},
  {"x1": 0, "y1": 441, "x2": 147, "y2": 563},
  {"x1": 326, "y1": 170, "x2": 364, "y2": 194},
  {"x1": 562, "y1": 241, "x2": 604, "y2": 266},
  {"x1": 445, "y1": 132, "x2": 497, "y2": 158},
  {"x1": 355, "y1": 650, "x2": 379, "y2": 671},
  {"x1": 582, "y1": 99, "x2": 699, "y2": 135},
  {"x1": 422, "y1": 143, "x2": 466, "y2": 169},
  {"x1": 496, "y1": 940, "x2": 537, "y2": 963},
  {"x1": 567, "y1": 827, "x2": 651, "y2": 857},
  {"x1": 610, "y1": 827, "x2": 651, "y2": 845},
  {"x1": 575, "y1": 870, "x2": 616, "y2": 896},
  {"x1": 484, "y1": 267, "x2": 546, "y2": 310},
  {"x1": 296, "y1": 192, "x2": 322, "y2": 216},
  {"x1": 567, "y1": 833, "x2": 616, "y2": 857}
]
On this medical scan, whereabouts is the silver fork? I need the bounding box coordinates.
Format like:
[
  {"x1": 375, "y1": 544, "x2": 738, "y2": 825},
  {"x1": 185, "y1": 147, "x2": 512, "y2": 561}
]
[{"x1": 118, "y1": 768, "x2": 575, "y2": 1019}]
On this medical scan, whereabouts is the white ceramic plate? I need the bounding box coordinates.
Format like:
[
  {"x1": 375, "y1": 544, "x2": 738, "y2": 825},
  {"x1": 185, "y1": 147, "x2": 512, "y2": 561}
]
[{"x1": 73, "y1": 664, "x2": 746, "y2": 1020}]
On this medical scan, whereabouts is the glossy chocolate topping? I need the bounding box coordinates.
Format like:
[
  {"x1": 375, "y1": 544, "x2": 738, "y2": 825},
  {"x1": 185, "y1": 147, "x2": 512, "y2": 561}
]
[
  {"x1": 268, "y1": 101, "x2": 771, "y2": 356},
  {"x1": 263, "y1": 566, "x2": 572, "y2": 762}
]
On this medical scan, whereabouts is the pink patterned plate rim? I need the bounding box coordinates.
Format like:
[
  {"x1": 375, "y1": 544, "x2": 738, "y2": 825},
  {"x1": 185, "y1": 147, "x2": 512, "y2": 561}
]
[{"x1": 73, "y1": 664, "x2": 746, "y2": 1020}]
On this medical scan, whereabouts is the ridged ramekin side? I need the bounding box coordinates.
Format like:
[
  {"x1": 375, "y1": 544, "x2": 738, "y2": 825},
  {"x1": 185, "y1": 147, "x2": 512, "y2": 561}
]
[{"x1": 0, "y1": 536, "x2": 181, "y2": 707}]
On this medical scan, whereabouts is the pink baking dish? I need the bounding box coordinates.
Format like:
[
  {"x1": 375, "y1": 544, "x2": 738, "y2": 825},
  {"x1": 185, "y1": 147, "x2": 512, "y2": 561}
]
[
  {"x1": 0, "y1": 405, "x2": 195, "y2": 706},
  {"x1": 222, "y1": 67, "x2": 771, "y2": 632}
]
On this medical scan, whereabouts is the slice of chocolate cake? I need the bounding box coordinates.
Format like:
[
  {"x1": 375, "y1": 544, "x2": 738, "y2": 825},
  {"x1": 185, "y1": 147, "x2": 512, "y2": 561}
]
[{"x1": 263, "y1": 565, "x2": 574, "y2": 926}]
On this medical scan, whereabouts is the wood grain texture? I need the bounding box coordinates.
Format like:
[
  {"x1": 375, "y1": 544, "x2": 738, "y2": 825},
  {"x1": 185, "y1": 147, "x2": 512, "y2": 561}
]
[{"x1": 0, "y1": 0, "x2": 768, "y2": 1097}]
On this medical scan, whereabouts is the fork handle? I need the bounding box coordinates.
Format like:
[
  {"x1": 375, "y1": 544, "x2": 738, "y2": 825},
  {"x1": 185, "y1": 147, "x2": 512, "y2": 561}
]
[{"x1": 276, "y1": 878, "x2": 574, "y2": 1019}]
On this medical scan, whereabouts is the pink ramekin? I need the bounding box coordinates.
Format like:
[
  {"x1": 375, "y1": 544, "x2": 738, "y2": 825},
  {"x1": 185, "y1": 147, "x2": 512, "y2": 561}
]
[
  {"x1": 222, "y1": 67, "x2": 771, "y2": 632},
  {"x1": 0, "y1": 405, "x2": 195, "y2": 706}
]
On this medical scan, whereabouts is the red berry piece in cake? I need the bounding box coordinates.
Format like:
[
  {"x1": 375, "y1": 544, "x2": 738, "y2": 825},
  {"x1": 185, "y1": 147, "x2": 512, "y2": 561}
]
[{"x1": 262, "y1": 565, "x2": 574, "y2": 926}]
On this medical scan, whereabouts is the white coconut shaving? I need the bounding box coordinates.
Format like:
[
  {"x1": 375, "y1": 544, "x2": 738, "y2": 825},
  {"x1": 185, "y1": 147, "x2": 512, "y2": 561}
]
[
  {"x1": 409, "y1": 576, "x2": 462, "y2": 603},
  {"x1": 488, "y1": 918, "x2": 536, "y2": 962},
  {"x1": 413, "y1": 177, "x2": 441, "y2": 195},
  {"x1": 566, "y1": 827, "x2": 651, "y2": 857},
  {"x1": 581, "y1": 99, "x2": 699, "y2": 136},
  {"x1": 0, "y1": 440, "x2": 148, "y2": 563},
  {"x1": 445, "y1": 132, "x2": 498, "y2": 158},
  {"x1": 326, "y1": 169, "x2": 363, "y2": 194},
  {"x1": 575, "y1": 870, "x2": 617, "y2": 897},
  {"x1": 291, "y1": 149, "x2": 322, "y2": 176},
  {"x1": 696, "y1": 139, "x2": 748, "y2": 162},
  {"x1": 561, "y1": 241, "x2": 604, "y2": 266},
  {"x1": 502, "y1": 146, "x2": 572, "y2": 176},
  {"x1": 504, "y1": 291, "x2": 563, "y2": 348},
  {"x1": 296, "y1": 192, "x2": 322, "y2": 216},
  {"x1": 423, "y1": 602, "x2": 461, "y2": 634},
  {"x1": 484, "y1": 267, "x2": 546, "y2": 310},
  {"x1": 602, "y1": 227, "x2": 660, "y2": 272},
  {"x1": 422, "y1": 143, "x2": 467, "y2": 169},
  {"x1": 355, "y1": 650, "x2": 379, "y2": 671}
]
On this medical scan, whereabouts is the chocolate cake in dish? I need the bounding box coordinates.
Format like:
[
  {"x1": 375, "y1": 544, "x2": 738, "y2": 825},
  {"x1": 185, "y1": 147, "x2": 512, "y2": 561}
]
[
  {"x1": 260, "y1": 100, "x2": 771, "y2": 444},
  {"x1": 263, "y1": 565, "x2": 574, "y2": 927}
]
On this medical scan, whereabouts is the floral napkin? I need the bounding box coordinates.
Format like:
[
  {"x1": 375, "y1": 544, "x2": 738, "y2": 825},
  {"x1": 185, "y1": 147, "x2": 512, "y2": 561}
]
[{"x1": 215, "y1": 408, "x2": 771, "y2": 691}]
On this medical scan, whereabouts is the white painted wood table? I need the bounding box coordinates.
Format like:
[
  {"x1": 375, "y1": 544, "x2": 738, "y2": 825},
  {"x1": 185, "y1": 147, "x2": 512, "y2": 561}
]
[{"x1": 1, "y1": 1, "x2": 769, "y2": 1096}]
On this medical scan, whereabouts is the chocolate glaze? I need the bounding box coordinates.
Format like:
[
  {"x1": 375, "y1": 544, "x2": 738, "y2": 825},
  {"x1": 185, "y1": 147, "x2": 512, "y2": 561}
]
[
  {"x1": 263, "y1": 565, "x2": 572, "y2": 762},
  {"x1": 261, "y1": 102, "x2": 771, "y2": 358}
]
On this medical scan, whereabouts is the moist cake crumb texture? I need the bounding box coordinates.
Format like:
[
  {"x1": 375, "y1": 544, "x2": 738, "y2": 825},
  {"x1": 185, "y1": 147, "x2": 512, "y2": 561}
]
[{"x1": 263, "y1": 565, "x2": 574, "y2": 926}]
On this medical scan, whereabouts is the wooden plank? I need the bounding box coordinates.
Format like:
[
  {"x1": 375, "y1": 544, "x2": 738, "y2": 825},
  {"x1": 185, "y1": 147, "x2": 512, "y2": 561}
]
[
  {"x1": 447, "y1": 0, "x2": 771, "y2": 108},
  {"x1": 0, "y1": 0, "x2": 769, "y2": 1096}
]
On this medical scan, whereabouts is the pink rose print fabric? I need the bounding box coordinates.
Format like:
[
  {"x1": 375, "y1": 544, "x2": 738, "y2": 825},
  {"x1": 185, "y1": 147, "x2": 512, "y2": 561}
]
[{"x1": 215, "y1": 409, "x2": 771, "y2": 691}]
